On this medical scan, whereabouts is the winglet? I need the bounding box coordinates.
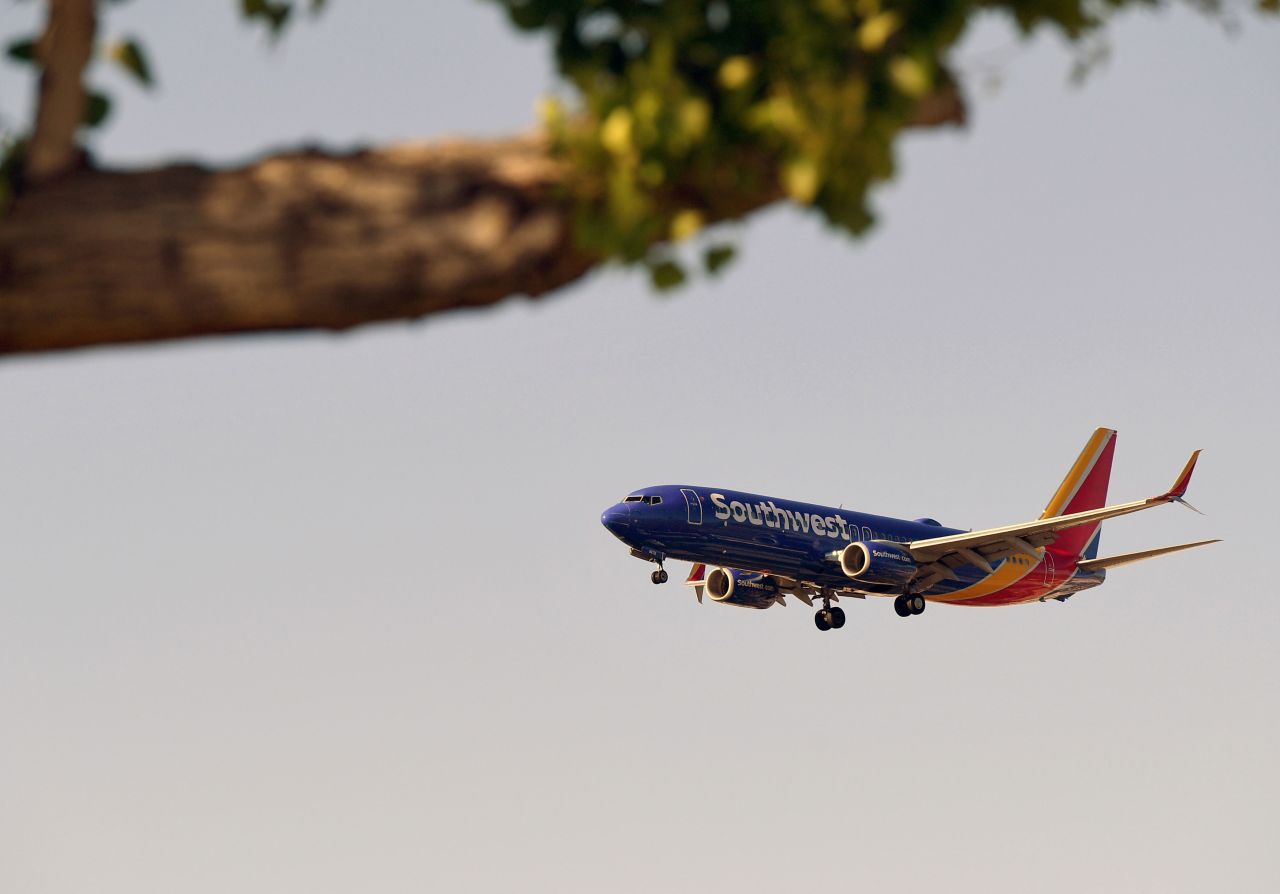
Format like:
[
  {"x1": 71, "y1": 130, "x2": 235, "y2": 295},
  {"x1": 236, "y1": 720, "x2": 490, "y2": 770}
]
[
  {"x1": 1160, "y1": 449, "x2": 1203, "y2": 511},
  {"x1": 685, "y1": 563, "x2": 706, "y2": 604},
  {"x1": 1165, "y1": 449, "x2": 1201, "y2": 499}
]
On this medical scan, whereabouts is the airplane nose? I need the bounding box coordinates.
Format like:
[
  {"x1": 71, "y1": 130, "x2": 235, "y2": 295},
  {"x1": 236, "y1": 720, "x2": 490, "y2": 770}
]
[{"x1": 601, "y1": 504, "x2": 633, "y2": 538}]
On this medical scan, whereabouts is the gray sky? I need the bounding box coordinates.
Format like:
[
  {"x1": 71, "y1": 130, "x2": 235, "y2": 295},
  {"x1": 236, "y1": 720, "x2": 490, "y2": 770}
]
[{"x1": 1, "y1": 3, "x2": 1278, "y2": 892}]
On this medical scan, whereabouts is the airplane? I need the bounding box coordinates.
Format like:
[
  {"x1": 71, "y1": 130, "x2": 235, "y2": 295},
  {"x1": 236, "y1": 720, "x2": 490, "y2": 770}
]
[{"x1": 599, "y1": 429, "x2": 1219, "y2": 630}]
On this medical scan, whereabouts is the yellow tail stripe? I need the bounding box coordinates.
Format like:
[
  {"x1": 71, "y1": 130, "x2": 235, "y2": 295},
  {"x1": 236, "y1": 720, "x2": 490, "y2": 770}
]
[{"x1": 1041, "y1": 428, "x2": 1112, "y2": 520}]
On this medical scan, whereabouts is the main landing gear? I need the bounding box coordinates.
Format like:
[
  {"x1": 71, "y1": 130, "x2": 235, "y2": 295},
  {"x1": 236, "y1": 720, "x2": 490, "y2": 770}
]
[
  {"x1": 814, "y1": 591, "x2": 846, "y2": 631},
  {"x1": 894, "y1": 593, "x2": 926, "y2": 617},
  {"x1": 650, "y1": 566, "x2": 669, "y2": 585},
  {"x1": 814, "y1": 606, "x2": 846, "y2": 631}
]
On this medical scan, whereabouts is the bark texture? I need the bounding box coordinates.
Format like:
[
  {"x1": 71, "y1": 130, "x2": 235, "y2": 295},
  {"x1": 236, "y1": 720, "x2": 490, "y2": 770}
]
[
  {"x1": 27, "y1": 0, "x2": 96, "y2": 184},
  {"x1": 0, "y1": 137, "x2": 600, "y2": 353},
  {"x1": 0, "y1": 88, "x2": 963, "y2": 355}
]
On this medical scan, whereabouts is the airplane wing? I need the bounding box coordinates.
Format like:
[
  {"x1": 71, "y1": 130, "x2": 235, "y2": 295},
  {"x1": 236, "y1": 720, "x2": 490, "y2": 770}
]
[{"x1": 905, "y1": 450, "x2": 1202, "y2": 588}]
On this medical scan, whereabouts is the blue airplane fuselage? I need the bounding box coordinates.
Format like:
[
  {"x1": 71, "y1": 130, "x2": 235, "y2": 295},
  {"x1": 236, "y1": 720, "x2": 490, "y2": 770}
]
[{"x1": 601, "y1": 484, "x2": 1001, "y2": 597}]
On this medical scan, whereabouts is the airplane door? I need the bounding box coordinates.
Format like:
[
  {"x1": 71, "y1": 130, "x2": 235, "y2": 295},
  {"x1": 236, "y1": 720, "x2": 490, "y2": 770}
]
[
  {"x1": 681, "y1": 488, "x2": 703, "y2": 525},
  {"x1": 1042, "y1": 552, "x2": 1055, "y2": 587}
]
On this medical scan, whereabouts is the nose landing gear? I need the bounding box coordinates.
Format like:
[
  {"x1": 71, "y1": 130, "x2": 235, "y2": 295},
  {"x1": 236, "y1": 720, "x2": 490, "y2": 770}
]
[{"x1": 632, "y1": 549, "x2": 669, "y2": 584}]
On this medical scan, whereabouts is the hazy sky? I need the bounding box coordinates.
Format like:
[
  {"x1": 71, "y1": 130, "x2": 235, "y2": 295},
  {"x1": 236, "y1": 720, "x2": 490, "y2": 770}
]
[{"x1": 1, "y1": 3, "x2": 1277, "y2": 892}]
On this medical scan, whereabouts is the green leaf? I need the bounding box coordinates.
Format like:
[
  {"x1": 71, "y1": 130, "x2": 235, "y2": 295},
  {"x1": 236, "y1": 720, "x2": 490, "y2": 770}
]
[
  {"x1": 703, "y1": 244, "x2": 736, "y2": 275},
  {"x1": 268, "y1": 5, "x2": 292, "y2": 31},
  {"x1": 241, "y1": 0, "x2": 294, "y2": 35},
  {"x1": 83, "y1": 91, "x2": 112, "y2": 128},
  {"x1": 6, "y1": 38, "x2": 37, "y2": 64},
  {"x1": 649, "y1": 260, "x2": 686, "y2": 291},
  {"x1": 111, "y1": 38, "x2": 154, "y2": 88}
]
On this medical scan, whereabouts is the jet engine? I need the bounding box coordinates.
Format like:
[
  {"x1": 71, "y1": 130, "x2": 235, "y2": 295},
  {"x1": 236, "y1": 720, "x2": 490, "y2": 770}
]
[
  {"x1": 838, "y1": 541, "x2": 917, "y2": 587},
  {"x1": 704, "y1": 567, "x2": 782, "y2": 609}
]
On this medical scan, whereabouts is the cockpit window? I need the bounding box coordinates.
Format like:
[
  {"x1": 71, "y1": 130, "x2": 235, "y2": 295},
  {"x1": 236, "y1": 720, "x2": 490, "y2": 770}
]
[
  {"x1": 623, "y1": 494, "x2": 663, "y2": 505},
  {"x1": 623, "y1": 495, "x2": 644, "y2": 503},
  {"x1": 645, "y1": 495, "x2": 662, "y2": 505}
]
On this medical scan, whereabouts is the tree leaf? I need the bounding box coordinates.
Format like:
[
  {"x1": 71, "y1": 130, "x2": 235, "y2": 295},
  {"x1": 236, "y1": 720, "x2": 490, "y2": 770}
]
[
  {"x1": 670, "y1": 209, "x2": 704, "y2": 241},
  {"x1": 267, "y1": 5, "x2": 293, "y2": 32},
  {"x1": 703, "y1": 244, "x2": 736, "y2": 275},
  {"x1": 6, "y1": 38, "x2": 37, "y2": 64},
  {"x1": 241, "y1": 0, "x2": 294, "y2": 36},
  {"x1": 83, "y1": 92, "x2": 112, "y2": 128},
  {"x1": 649, "y1": 259, "x2": 686, "y2": 291},
  {"x1": 110, "y1": 38, "x2": 154, "y2": 88}
]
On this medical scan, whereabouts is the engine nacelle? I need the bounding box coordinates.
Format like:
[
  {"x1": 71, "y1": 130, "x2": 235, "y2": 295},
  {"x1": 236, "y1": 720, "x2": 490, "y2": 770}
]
[
  {"x1": 839, "y1": 541, "x2": 917, "y2": 587},
  {"x1": 705, "y1": 567, "x2": 781, "y2": 609}
]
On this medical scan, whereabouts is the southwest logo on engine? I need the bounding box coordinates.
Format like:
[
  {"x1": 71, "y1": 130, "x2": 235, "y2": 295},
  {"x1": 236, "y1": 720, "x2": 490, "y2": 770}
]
[{"x1": 872, "y1": 548, "x2": 911, "y2": 562}]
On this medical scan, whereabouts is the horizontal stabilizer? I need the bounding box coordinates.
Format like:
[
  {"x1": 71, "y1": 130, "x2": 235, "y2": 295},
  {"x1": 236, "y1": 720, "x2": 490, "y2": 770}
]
[{"x1": 1076, "y1": 539, "x2": 1221, "y2": 572}]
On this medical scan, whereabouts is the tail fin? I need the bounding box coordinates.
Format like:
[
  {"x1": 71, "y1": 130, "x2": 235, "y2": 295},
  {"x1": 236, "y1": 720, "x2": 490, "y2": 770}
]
[{"x1": 1042, "y1": 428, "x2": 1117, "y2": 558}]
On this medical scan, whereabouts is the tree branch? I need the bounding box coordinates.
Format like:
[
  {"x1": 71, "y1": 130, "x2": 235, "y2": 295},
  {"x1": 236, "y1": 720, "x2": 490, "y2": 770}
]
[
  {"x1": 28, "y1": 0, "x2": 96, "y2": 184},
  {"x1": 0, "y1": 135, "x2": 605, "y2": 353},
  {"x1": 0, "y1": 86, "x2": 964, "y2": 355}
]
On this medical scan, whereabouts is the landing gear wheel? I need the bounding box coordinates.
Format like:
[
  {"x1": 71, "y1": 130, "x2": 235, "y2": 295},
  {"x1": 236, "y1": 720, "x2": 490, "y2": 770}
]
[
  {"x1": 909, "y1": 594, "x2": 926, "y2": 615},
  {"x1": 814, "y1": 610, "x2": 833, "y2": 631},
  {"x1": 651, "y1": 568, "x2": 669, "y2": 585},
  {"x1": 894, "y1": 595, "x2": 911, "y2": 617},
  {"x1": 829, "y1": 606, "x2": 846, "y2": 629}
]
